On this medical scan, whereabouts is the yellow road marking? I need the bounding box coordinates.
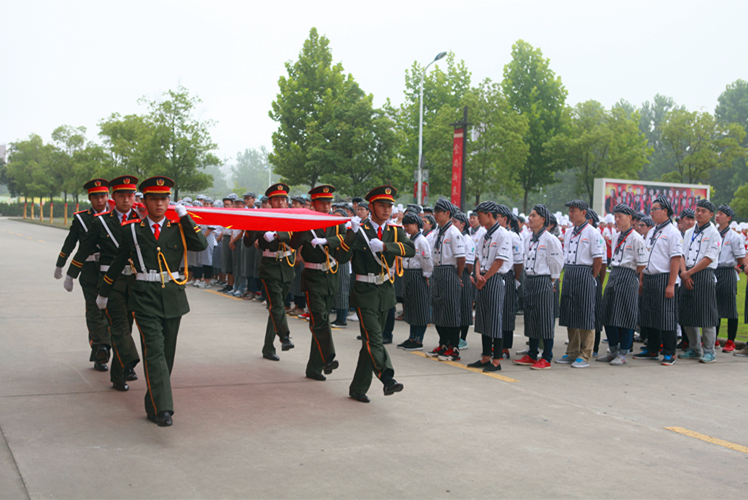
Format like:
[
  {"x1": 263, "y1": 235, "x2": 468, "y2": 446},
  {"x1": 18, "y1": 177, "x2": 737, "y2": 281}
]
[
  {"x1": 26, "y1": 236, "x2": 33, "y2": 240},
  {"x1": 204, "y1": 289, "x2": 242, "y2": 301},
  {"x1": 410, "y1": 351, "x2": 518, "y2": 383},
  {"x1": 38, "y1": 239, "x2": 45, "y2": 243},
  {"x1": 665, "y1": 427, "x2": 748, "y2": 455}
]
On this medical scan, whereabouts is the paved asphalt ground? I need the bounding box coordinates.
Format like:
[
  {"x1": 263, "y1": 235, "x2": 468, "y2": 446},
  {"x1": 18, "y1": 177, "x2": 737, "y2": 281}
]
[{"x1": 1, "y1": 217, "x2": 747, "y2": 499}]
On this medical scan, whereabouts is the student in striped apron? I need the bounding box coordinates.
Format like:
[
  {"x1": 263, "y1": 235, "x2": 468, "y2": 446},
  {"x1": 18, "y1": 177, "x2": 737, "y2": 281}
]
[
  {"x1": 635, "y1": 196, "x2": 683, "y2": 365},
  {"x1": 586, "y1": 209, "x2": 607, "y2": 357},
  {"x1": 714, "y1": 205, "x2": 745, "y2": 353},
  {"x1": 557, "y1": 199, "x2": 605, "y2": 368},
  {"x1": 548, "y1": 214, "x2": 562, "y2": 319},
  {"x1": 677, "y1": 200, "x2": 721, "y2": 363},
  {"x1": 513, "y1": 204, "x2": 563, "y2": 370},
  {"x1": 398, "y1": 211, "x2": 433, "y2": 351},
  {"x1": 501, "y1": 214, "x2": 524, "y2": 358},
  {"x1": 674, "y1": 208, "x2": 696, "y2": 349},
  {"x1": 467, "y1": 201, "x2": 512, "y2": 372},
  {"x1": 427, "y1": 199, "x2": 466, "y2": 362},
  {"x1": 597, "y1": 205, "x2": 646, "y2": 366},
  {"x1": 451, "y1": 211, "x2": 475, "y2": 351}
]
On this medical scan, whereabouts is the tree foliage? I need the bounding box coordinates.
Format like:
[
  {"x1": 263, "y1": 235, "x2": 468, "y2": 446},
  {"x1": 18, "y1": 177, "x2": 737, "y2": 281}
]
[{"x1": 637, "y1": 94, "x2": 683, "y2": 181}]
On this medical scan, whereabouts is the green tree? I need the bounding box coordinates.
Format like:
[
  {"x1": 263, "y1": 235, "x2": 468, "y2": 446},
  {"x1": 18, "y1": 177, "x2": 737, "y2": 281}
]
[
  {"x1": 638, "y1": 94, "x2": 683, "y2": 181},
  {"x1": 50, "y1": 125, "x2": 104, "y2": 205},
  {"x1": 713, "y1": 80, "x2": 748, "y2": 205},
  {"x1": 4, "y1": 134, "x2": 53, "y2": 201},
  {"x1": 98, "y1": 113, "x2": 154, "y2": 178},
  {"x1": 232, "y1": 146, "x2": 277, "y2": 194},
  {"x1": 730, "y1": 183, "x2": 748, "y2": 219},
  {"x1": 502, "y1": 40, "x2": 568, "y2": 212},
  {"x1": 545, "y1": 100, "x2": 652, "y2": 205}
]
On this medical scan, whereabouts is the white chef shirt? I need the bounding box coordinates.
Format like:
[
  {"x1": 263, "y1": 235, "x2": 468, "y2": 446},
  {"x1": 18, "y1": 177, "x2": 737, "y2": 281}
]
[
  {"x1": 682, "y1": 222, "x2": 721, "y2": 269},
  {"x1": 524, "y1": 229, "x2": 563, "y2": 279},
  {"x1": 462, "y1": 231, "x2": 476, "y2": 265},
  {"x1": 643, "y1": 221, "x2": 683, "y2": 275},
  {"x1": 718, "y1": 226, "x2": 746, "y2": 267},
  {"x1": 431, "y1": 222, "x2": 465, "y2": 266},
  {"x1": 609, "y1": 227, "x2": 647, "y2": 270},
  {"x1": 510, "y1": 231, "x2": 524, "y2": 267},
  {"x1": 470, "y1": 225, "x2": 486, "y2": 251},
  {"x1": 478, "y1": 223, "x2": 512, "y2": 274},
  {"x1": 403, "y1": 232, "x2": 434, "y2": 278},
  {"x1": 563, "y1": 222, "x2": 605, "y2": 266}
]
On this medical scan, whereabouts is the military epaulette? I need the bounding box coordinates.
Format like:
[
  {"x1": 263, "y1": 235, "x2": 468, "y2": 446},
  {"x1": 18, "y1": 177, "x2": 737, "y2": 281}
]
[
  {"x1": 95, "y1": 211, "x2": 111, "y2": 217},
  {"x1": 122, "y1": 218, "x2": 141, "y2": 225},
  {"x1": 73, "y1": 209, "x2": 88, "y2": 215}
]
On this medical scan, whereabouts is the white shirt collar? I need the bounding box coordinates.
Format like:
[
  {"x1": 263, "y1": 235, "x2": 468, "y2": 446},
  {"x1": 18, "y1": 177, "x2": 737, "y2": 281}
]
[
  {"x1": 114, "y1": 208, "x2": 131, "y2": 221},
  {"x1": 369, "y1": 219, "x2": 385, "y2": 232},
  {"x1": 147, "y1": 216, "x2": 164, "y2": 231}
]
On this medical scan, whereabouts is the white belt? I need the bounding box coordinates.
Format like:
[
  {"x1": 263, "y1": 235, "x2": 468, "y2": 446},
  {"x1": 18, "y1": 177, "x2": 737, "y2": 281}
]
[
  {"x1": 99, "y1": 265, "x2": 134, "y2": 276},
  {"x1": 304, "y1": 259, "x2": 337, "y2": 272},
  {"x1": 135, "y1": 271, "x2": 183, "y2": 283},
  {"x1": 355, "y1": 272, "x2": 391, "y2": 285},
  {"x1": 263, "y1": 249, "x2": 294, "y2": 259},
  {"x1": 85, "y1": 253, "x2": 100, "y2": 262}
]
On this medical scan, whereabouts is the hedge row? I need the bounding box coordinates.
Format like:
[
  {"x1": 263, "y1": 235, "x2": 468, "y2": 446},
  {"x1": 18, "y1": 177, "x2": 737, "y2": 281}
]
[{"x1": 0, "y1": 202, "x2": 92, "y2": 218}]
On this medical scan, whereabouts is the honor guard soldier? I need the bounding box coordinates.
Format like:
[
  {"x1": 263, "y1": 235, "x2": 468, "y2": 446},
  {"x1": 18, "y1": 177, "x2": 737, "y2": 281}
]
[
  {"x1": 714, "y1": 205, "x2": 745, "y2": 353},
  {"x1": 244, "y1": 183, "x2": 296, "y2": 361},
  {"x1": 290, "y1": 185, "x2": 351, "y2": 380},
  {"x1": 95, "y1": 176, "x2": 208, "y2": 426},
  {"x1": 57, "y1": 179, "x2": 112, "y2": 371},
  {"x1": 344, "y1": 185, "x2": 415, "y2": 402},
  {"x1": 65, "y1": 176, "x2": 142, "y2": 391}
]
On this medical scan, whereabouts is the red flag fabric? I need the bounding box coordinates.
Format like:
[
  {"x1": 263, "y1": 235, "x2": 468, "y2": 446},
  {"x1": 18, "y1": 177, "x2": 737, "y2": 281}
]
[{"x1": 163, "y1": 206, "x2": 350, "y2": 232}]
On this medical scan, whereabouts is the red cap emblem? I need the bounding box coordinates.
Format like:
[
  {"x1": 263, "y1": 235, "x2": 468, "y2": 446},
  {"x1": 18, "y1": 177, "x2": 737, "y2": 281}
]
[{"x1": 157, "y1": 179, "x2": 165, "y2": 186}]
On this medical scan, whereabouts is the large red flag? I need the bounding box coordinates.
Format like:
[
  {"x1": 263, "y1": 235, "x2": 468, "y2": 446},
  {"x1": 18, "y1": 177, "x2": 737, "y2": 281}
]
[{"x1": 163, "y1": 206, "x2": 349, "y2": 232}]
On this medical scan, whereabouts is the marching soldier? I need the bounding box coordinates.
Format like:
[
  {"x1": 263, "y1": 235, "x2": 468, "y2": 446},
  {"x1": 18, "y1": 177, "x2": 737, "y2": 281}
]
[
  {"x1": 95, "y1": 176, "x2": 208, "y2": 426},
  {"x1": 65, "y1": 176, "x2": 142, "y2": 391},
  {"x1": 290, "y1": 185, "x2": 351, "y2": 380},
  {"x1": 244, "y1": 183, "x2": 296, "y2": 361},
  {"x1": 714, "y1": 205, "x2": 745, "y2": 353},
  {"x1": 344, "y1": 185, "x2": 415, "y2": 402},
  {"x1": 57, "y1": 179, "x2": 112, "y2": 371}
]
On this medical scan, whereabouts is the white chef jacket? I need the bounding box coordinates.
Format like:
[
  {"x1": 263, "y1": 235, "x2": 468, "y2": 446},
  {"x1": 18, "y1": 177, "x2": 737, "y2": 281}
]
[{"x1": 524, "y1": 229, "x2": 563, "y2": 279}]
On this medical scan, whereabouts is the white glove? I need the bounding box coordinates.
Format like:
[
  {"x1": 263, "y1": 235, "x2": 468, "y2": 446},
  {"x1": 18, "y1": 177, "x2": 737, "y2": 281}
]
[
  {"x1": 63, "y1": 276, "x2": 74, "y2": 292},
  {"x1": 263, "y1": 231, "x2": 277, "y2": 242},
  {"x1": 515, "y1": 279, "x2": 521, "y2": 290},
  {"x1": 311, "y1": 237, "x2": 328, "y2": 248},
  {"x1": 369, "y1": 238, "x2": 384, "y2": 253},
  {"x1": 175, "y1": 203, "x2": 188, "y2": 218},
  {"x1": 350, "y1": 216, "x2": 361, "y2": 233},
  {"x1": 54, "y1": 267, "x2": 63, "y2": 280},
  {"x1": 96, "y1": 295, "x2": 108, "y2": 310}
]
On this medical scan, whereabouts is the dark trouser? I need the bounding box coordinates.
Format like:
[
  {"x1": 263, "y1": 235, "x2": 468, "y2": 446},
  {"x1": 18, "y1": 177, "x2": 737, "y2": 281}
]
[
  {"x1": 262, "y1": 278, "x2": 292, "y2": 356},
  {"x1": 294, "y1": 294, "x2": 306, "y2": 309},
  {"x1": 334, "y1": 309, "x2": 347, "y2": 324},
  {"x1": 132, "y1": 311, "x2": 181, "y2": 417},
  {"x1": 382, "y1": 307, "x2": 396, "y2": 342},
  {"x1": 460, "y1": 325, "x2": 469, "y2": 341},
  {"x1": 503, "y1": 331, "x2": 514, "y2": 349},
  {"x1": 594, "y1": 328, "x2": 602, "y2": 354},
  {"x1": 605, "y1": 325, "x2": 633, "y2": 355},
  {"x1": 350, "y1": 307, "x2": 395, "y2": 395},
  {"x1": 643, "y1": 327, "x2": 676, "y2": 357},
  {"x1": 436, "y1": 325, "x2": 460, "y2": 348},
  {"x1": 103, "y1": 281, "x2": 140, "y2": 384},
  {"x1": 305, "y1": 291, "x2": 336, "y2": 375},
  {"x1": 481, "y1": 336, "x2": 502, "y2": 358},
  {"x1": 409, "y1": 325, "x2": 427, "y2": 343},
  {"x1": 193, "y1": 266, "x2": 213, "y2": 280},
  {"x1": 529, "y1": 338, "x2": 554, "y2": 362},
  {"x1": 80, "y1": 266, "x2": 110, "y2": 351},
  {"x1": 716, "y1": 319, "x2": 738, "y2": 341}
]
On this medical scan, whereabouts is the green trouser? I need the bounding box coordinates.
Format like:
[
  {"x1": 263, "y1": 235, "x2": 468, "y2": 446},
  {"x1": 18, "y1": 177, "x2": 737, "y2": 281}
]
[
  {"x1": 305, "y1": 291, "x2": 336, "y2": 375},
  {"x1": 261, "y1": 278, "x2": 292, "y2": 356},
  {"x1": 133, "y1": 311, "x2": 181, "y2": 416},
  {"x1": 80, "y1": 263, "x2": 110, "y2": 356},
  {"x1": 350, "y1": 306, "x2": 395, "y2": 395},
  {"x1": 102, "y1": 276, "x2": 141, "y2": 384}
]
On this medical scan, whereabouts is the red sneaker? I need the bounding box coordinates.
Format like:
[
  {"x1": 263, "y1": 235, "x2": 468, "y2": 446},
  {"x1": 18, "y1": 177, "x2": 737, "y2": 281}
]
[
  {"x1": 530, "y1": 359, "x2": 552, "y2": 370},
  {"x1": 715, "y1": 339, "x2": 721, "y2": 348},
  {"x1": 723, "y1": 340, "x2": 736, "y2": 352},
  {"x1": 438, "y1": 348, "x2": 455, "y2": 361},
  {"x1": 428, "y1": 345, "x2": 445, "y2": 358},
  {"x1": 299, "y1": 312, "x2": 310, "y2": 320},
  {"x1": 513, "y1": 355, "x2": 536, "y2": 366}
]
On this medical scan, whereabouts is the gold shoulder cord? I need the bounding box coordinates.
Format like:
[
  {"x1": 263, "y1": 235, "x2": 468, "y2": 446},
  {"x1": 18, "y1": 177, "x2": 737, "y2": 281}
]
[
  {"x1": 394, "y1": 225, "x2": 404, "y2": 278},
  {"x1": 156, "y1": 223, "x2": 188, "y2": 288},
  {"x1": 281, "y1": 241, "x2": 296, "y2": 266}
]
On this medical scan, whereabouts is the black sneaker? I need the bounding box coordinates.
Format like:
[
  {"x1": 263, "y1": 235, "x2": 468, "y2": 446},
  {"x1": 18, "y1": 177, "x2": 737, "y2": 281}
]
[
  {"x1": 397, "y1": 339, "x2": 413, "y2": 349},
  {"x1": 632, "y1": 350, "x2": 659, "y2": 360},
  {"x1": 330, "y1": 320, "x2": 347, "y2": 329},
  {"x1": 403, "y1": 342, "x2": 424, "y2": 352}
]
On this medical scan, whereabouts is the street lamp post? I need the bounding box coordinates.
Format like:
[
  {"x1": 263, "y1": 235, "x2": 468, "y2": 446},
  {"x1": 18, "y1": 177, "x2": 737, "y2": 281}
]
[
  {"x1": 417, "y1": 51, "x2": 448, "y2": 205},
  {"x1": 265, "y1": 164, "x2": 272, "y2": 186}
]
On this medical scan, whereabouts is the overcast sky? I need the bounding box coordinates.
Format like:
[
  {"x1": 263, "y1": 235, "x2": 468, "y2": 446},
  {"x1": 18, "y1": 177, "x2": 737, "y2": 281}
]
[{"x1": 2, "y1": 0, "x2": 746, "y2": 166}]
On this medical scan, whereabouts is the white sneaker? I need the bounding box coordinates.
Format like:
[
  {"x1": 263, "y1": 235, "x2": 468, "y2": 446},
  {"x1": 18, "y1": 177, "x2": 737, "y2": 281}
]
[
  {"x1": 347, "y1": 313, "x2": 359, "y2": 322},
  {"x1": 197, "y1": 281, "x2": 209, "y2": 289},
  {"x1": 610, "y1": 355, "x2": 627, "y2": 366},
  {"x1": 571, "y1": 357, "x2": 590, "y2": 368}
]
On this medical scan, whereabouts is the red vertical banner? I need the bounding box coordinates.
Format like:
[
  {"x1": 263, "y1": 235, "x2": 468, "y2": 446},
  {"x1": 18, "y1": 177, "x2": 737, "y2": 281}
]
[{"x1": 451, "y1": 128, "x2": 464, "y2": 206}]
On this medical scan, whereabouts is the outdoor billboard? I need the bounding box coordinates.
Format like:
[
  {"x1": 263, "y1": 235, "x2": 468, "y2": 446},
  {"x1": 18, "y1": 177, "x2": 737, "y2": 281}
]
[{"x1": 593, "y1": 178, "x2": 710, "y2": 217}]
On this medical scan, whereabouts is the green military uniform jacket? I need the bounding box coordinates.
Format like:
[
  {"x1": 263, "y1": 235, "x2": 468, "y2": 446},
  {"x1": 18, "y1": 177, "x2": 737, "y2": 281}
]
[
  {"x1": 290, "y1": 223, "x2": 352, "y2": 296},
  {"x1": 244, "y1": 230, "x2": 296, "y2": 282},
  {"x1": 344, "y1": 221, "x2": 415, "y2": 311},
  {"x1": 99, "y1": 214, "x2": 208, "y2": 318},
  {"x1": 56, "y1": 208, "x2": 99, "y2": 271}
]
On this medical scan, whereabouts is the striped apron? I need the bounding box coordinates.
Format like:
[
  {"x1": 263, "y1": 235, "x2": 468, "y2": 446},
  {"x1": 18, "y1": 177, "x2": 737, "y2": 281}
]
[
  {"x1": 594, "y1": 273, "x2": 604, "y2": 331},
  {"x1": 559, "y1": 265, "x2": 597, "y2": 330},
  {"x1": 212, "y1": 236, "x2": 222, "y2": 272},
  {"x1": 502, "y1": 270, "x2": 517, "y2": 331},
  {"x1": 678, "y1": 268, "x2": 718, "y2": 328},
  {"x1": 244, "y1": 242, "x2": 256, "y2": 278},
  {"x1": 234, "y1": 238, "x2": 244, "y2": 277},
  {"x1": 523, "y1": 275, "x2": 555, "y2": 339},
  {"x1": 460, "y1": 267, "x2": 474, "y2": 327},
  {"x1": 403, "y1": 268, "x2": 431, "y2": 325},
  {"x1": 641, "y1": 273, "x2": 678, "y2": 331},
  {"x1": 221, "y1": 236, "x2": 232, "y2": 273},
  {"x1": 600, "y1": 267, "x2": 639, "y2": 330},
  {"x1": 553, "y1": 281, "x2": 560, "y2": 319},
  {"x1": 394, "y1": 273, "x2": 404, "y2": 298},
  {"x1": 431, "y1": 265, "x2": 461, "y2": 327},
  {"x1": 475, "y1": 273, "x2": 505, "y2": 338},
  {"x1": 715, "y1": 267, "x2": 738, "y2": 319},
  {"x1": 333, "y1": 264, "x2": 351, "y2": 310}
]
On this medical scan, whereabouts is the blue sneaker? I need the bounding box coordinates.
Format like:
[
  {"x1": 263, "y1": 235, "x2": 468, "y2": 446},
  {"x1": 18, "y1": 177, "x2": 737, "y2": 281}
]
[
  {"x1": 699, "y1": 352, "x2": 716, "y2": 363},
  {"x1": 555, "y1": 355, "x2": 574, "y2": 364},
  {"x1": 678, "y1": 349, "x2": 701, "y2": 360},
  {"x1": 458, "y1": 339, "x2": 468, "y2": 350},
  {"x1": 571, "y1": 357, "x2": 590, "y2": 368},
  {"x1": 661, "y1": 355, "x2": 676, "y2": 366}
]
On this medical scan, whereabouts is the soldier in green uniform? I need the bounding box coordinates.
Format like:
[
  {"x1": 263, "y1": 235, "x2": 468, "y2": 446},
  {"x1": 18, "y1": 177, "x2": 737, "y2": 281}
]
[
  {"x1": 344, "y1": 185, "x2": 415, "y2": 402},
  {"x1": 290, "y1": 185, "x2": 352, "y2": 380},
  {"x1": 95, "y1": 176, "x2": 207, "y2": 427},
  {"x1": 65, "y1": 176, "x2": 142, "y2": 391},
  {"x1": 57, "y1": 179, "x2": 112, "y2": 371},
  {"x1": 244, "y1": 183, "x2": 296, "y2": 361}
]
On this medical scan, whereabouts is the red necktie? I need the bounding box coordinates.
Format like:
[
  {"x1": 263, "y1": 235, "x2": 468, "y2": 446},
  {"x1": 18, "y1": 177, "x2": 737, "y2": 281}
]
[
  {"x1": 122, "y1": 213, "x2": 127, "y2": 225},
  {"x1": 153, "y1": 223, "x2": 160, "y2": 240},
  {"x1": 377, "y1": 226, "x2": 383, "y2": 240}
]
